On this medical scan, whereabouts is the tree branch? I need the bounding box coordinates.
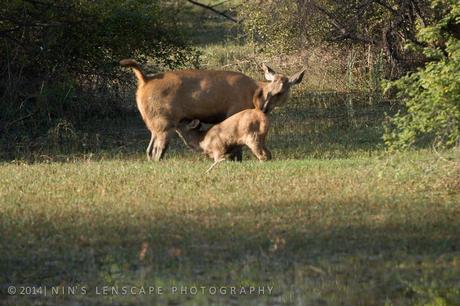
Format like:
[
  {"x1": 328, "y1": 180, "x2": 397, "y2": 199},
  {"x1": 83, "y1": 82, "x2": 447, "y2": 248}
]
[
  {"x1": 186, "y1": 0, "x2": 238, "y2": 23},
  {"x1": 308, "y1": 1, "x2": 375, "y2": 44},
  {"x1": 373, "y1": 0, "x2": 397, "y2": 14}
]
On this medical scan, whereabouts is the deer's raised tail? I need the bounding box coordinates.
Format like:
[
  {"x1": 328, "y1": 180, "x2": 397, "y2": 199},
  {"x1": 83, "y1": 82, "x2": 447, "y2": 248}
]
[{"x1": 120, "y1": 59, "x2": 146, "y2": 85}]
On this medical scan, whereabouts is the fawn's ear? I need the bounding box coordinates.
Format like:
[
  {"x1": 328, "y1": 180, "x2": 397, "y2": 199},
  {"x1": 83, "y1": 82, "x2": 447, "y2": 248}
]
[
  {"x1": 253, "y1": 87, "x2": 265, "y2": 110},
  {"x1": 262, "y1": 63, "x2": 276, "y2": 81},
  {"x1": 253, "y1": 88, "x2": 273, "y2": 113},
  {"x1": 187, "y1": 119, "x2": 201, "y2": 130}
]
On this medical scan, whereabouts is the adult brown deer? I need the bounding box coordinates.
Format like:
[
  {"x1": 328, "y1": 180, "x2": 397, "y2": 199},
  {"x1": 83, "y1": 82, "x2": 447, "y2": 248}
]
[{"x1": 120, "y1": 59, "x2": 305, "y2": 161}]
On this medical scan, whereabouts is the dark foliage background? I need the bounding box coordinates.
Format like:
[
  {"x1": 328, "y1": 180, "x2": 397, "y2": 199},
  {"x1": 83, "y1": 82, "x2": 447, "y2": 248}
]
[{"x1": 0, "y1": 0, "x2": 198, "y2": 135}]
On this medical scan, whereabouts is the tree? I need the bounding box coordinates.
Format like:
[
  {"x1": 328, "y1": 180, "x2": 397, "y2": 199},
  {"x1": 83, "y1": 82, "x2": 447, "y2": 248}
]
[
  {"x1": 0, "y1": 0, "x2": 198, "y2": 132},
  {"x1": 239, "y1": 0, "x2": 438, "y2": 76},
  {"x1": 384, "y1": 0, "x2": 460, "y2": 149}
]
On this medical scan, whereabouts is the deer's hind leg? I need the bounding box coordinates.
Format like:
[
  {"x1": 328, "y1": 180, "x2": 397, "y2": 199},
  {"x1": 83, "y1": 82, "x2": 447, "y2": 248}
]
[
  {"x1": 146, "y1": 132, "x2": 155, "y2": 161},
  {"x1": 146, "y1": 115, "x2": 176, "y2": 161},
  {"x1": 151, "y1": 129, "x2": 174, "y2": 161}
]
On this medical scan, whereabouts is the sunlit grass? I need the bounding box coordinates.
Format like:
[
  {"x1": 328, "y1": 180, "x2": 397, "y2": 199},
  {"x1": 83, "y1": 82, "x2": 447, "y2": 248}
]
[{"x1": 1, "y1": 148, "x2": 459, "y2": 305}]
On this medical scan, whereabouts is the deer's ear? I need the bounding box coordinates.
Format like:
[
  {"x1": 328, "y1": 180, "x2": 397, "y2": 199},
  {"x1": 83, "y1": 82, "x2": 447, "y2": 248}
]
[
  {"x1": 187, "y1": 119, "x2": 201, "y2": 130},
  {"x1": 289, "y1": 68, "x2": 305, "y2": 85},
  {"x1": 262, "y1": 63, "x2": 276, "y2": 81}
]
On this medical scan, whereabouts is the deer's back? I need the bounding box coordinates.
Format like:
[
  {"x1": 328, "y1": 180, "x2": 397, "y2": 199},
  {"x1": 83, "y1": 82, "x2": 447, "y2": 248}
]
[
  {"x1": 138, "y1": 70, "x2": 259, "y2": 124},
  {"x1": 207, "y1": 109, "x2": 269, "y2": 142}
]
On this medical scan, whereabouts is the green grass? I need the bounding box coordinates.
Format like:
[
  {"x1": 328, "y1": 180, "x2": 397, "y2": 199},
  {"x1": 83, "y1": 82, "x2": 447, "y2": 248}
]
[
  {"x1": 1, "y1": 94, "x2": 460, "y2": 305},
  {"x1": 1, "y1": 149, "x2": 459, "y2": 305}
]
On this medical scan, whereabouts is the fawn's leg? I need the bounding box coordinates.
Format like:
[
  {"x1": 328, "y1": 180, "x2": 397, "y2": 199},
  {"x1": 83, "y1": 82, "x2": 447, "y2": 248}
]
[
  {"x1": 206, "y1": 153, "x2": 226, "y2": 173},
  {"x1": 228, "y1": 147, "x2": 243, "y2": 162},
  {"x1": 247, "y1": 138, "x2": 271, "y2": 161},
  {"x1": 262, "y1": 143, "x2": 272, "y2": 160}
]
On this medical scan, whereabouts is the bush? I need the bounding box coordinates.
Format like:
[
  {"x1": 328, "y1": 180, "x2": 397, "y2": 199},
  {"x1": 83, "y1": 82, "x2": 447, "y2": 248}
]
[
  {"x1": 0, "y1": 0, "x2": 199, "y2": 133},
  {"x1": 239, "y1": 0, "x2": 301, "y2": 55},
  {"x1": 384, "y1": 0, "x2": 460, "y2": 149}
]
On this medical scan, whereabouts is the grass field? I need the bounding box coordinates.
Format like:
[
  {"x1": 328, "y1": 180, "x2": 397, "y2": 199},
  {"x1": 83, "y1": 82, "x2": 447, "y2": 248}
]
[
  {"x1": 1, "y1": 92, "x2": 460, "y2": 305},
  {"x1": 1, "y1": 1, "x2": 459, "y2": 305},
  {"x1": 1, "y1": 4, "x2": 459, "y2": 305}
]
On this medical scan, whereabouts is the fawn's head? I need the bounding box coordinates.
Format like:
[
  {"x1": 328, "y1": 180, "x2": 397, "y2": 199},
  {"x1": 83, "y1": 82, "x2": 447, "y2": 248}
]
[{"x1": 176, "y1": 119, "x2": 205, "y2": 151}]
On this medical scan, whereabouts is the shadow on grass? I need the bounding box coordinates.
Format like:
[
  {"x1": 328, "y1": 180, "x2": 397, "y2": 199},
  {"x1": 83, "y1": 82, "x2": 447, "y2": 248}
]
[
  {"x1": 1, "y1": 200, "x2": 459, "y2": 305},
  {"x1": 0, "y1": 94, "x2": 396, "y2": 163}
]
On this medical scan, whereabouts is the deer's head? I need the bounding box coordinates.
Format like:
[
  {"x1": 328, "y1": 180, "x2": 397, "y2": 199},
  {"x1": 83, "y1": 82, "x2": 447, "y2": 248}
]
[{"x1": 257, "y1": 63, "x2": 305, "y2": 113}]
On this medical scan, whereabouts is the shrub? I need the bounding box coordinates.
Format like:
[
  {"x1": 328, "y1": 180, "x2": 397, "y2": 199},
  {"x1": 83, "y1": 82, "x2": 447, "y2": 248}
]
[
  {"x1": 238, "y1": 0, "x2": 301, "y2": 55},
  {"x1": 0, "y1": 0, "x2": 199, "y2": 133},
  {"x1": 384, "y1": 0, "x2": 460, "y2": 149}
]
